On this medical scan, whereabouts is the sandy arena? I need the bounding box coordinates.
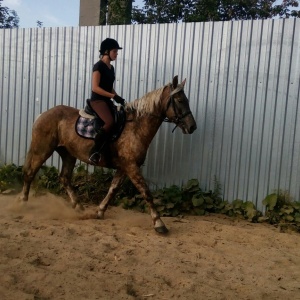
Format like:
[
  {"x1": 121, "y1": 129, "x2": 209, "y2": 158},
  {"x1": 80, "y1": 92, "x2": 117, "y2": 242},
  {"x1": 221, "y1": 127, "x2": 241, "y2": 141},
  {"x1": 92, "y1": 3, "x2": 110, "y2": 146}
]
[{"x1": 0, "y1": 192, "x2": 300, "y2": 300}]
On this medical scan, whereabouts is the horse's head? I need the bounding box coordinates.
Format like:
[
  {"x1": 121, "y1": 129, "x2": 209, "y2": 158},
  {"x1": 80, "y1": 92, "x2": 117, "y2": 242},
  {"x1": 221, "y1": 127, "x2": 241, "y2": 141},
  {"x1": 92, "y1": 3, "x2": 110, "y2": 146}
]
[{"x1": 164, "y1": 76, "x2": 197, "y2": 134}]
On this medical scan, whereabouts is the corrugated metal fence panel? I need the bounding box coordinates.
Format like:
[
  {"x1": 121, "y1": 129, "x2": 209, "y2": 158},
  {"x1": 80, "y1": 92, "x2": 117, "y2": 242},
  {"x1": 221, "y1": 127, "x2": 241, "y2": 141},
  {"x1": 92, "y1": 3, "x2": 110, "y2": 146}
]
[{"x1": 1, "y1": 19, "x2": 300, "y2": 210}]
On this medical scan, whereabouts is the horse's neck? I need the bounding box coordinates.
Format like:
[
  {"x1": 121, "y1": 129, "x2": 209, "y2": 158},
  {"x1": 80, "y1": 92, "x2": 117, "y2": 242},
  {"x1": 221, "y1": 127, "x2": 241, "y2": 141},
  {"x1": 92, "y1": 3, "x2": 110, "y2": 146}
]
[
  {"x1": 126, "y1": 85, "x2": 168, "y2": 144},
  {"x1": 133, "y1": 114, "x2": 163, "y2": 145}
]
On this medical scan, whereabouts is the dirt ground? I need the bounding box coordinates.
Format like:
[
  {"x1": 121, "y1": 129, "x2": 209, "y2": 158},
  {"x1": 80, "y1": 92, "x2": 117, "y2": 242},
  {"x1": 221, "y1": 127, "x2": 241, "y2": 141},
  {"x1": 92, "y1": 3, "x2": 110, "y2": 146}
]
[{"x1": 0, "y1": 192, "x2": 300, "y2": 300}]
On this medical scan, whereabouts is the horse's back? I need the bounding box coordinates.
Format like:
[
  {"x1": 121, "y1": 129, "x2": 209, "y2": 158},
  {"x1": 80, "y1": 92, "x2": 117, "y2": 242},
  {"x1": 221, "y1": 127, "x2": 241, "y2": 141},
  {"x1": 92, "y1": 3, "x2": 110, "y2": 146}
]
[
  {"x1": 34, "y1": 105, "x2": 78, "y2": 127},
  {"x1": 31, "y1": 105, "x2": 78, "y2": 142},
  {"x1": 39, "y1": 105, "x2": 78, "y2": 119}
]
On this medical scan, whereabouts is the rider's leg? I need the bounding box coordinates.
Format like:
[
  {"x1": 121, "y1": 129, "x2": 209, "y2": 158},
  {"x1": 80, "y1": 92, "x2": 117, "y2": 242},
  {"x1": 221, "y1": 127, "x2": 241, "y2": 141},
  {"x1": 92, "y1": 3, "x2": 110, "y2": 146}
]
[
  {"x1": 88, "y1": 127, "x2": 108, "y2": 164},
  {"x1": 88, "y1": 100, "x2": 114, "y2": 165}
]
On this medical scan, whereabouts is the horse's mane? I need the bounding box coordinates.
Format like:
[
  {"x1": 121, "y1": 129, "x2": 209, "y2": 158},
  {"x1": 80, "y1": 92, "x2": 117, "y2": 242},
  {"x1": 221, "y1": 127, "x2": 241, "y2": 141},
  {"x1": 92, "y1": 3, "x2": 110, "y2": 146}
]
[{"x1": 125, "y1": 85, "x2": 166, "y2": 117}]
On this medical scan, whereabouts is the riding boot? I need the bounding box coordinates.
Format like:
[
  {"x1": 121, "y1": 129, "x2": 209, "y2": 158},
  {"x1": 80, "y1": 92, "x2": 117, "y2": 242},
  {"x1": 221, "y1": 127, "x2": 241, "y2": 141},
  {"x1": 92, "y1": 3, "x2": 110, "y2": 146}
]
[{"x1": 89, "y1": 128, "x2": 108, "y2": 165}]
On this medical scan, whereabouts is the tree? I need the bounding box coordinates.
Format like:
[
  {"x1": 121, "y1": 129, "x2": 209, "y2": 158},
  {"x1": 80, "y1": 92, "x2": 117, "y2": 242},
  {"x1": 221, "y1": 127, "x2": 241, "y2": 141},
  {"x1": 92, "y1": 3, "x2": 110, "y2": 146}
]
[
  {"x1": 132, "y1": 0, "x2": 193, "y2": 23},
  {"x1": 187, "y1": 0, "x2": 300, "y2": 21},
  {"x1": 108, "y1": 0, "x2": 132, "y2": 24},
  {"x1": 132, "y1": 0, "x2": 300, "y2": 23},
  {"x1": 98, "y1": 0, "x2": 132, "y2": 25},
  {"x1": 0, "y1": 0, "x2": 19, "y2": 28}
]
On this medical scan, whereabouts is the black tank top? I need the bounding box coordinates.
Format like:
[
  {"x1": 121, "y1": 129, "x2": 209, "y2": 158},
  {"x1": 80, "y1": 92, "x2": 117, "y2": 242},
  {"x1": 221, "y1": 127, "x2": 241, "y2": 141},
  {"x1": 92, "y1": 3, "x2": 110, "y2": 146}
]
[{"x1": 91, "y1": 60, "x2": 115, "y2": 102}]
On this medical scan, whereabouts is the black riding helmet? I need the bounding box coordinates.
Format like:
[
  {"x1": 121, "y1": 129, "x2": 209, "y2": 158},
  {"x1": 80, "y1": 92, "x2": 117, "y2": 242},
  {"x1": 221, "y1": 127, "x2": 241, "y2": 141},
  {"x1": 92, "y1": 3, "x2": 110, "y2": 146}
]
[{"x1": 99, "y1": 38, "x2": 122, "y2": 58}]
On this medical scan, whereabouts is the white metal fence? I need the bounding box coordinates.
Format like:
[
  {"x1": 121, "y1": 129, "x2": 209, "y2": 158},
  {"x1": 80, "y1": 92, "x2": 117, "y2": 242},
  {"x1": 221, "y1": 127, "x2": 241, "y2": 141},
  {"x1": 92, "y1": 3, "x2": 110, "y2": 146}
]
[{"x1": 1, "y1": 19, "x2": 300, "y2": 210}]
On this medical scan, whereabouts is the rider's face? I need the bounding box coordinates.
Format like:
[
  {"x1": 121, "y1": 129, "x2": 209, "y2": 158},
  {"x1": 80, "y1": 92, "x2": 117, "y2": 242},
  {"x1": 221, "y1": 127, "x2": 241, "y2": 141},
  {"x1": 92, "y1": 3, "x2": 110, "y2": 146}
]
[{"x1": 109, "y1": 49, "x2": 118, "y2": 61}]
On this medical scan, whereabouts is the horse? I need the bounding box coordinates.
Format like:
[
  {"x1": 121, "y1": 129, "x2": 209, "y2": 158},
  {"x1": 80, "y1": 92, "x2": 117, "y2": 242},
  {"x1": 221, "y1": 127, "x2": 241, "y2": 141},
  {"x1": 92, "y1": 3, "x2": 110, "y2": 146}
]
[{"x1": 20, "y1": 75, "x2": 197, "y2": 233}]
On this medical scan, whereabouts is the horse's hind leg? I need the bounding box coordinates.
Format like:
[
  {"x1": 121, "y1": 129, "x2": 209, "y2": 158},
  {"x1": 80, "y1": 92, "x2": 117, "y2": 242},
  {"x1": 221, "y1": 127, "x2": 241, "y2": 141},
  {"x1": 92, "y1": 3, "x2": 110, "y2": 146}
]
[
  {"x1": 97, "y1": 170, "x2": 126, "y2": 219},
  {"x1": 20, "y1": 147, "x2": 54, "y2": 202},
  {"x1": 56, "y1": 147, "x2": 79, "y2": 209}
]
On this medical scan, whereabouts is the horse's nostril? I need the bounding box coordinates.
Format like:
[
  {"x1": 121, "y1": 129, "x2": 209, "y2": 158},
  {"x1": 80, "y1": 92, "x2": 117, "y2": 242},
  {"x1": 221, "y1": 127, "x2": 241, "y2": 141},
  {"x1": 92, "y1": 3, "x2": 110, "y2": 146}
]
[{"x1": 190, "y1": 125, "x2": 197, "y2": 132}]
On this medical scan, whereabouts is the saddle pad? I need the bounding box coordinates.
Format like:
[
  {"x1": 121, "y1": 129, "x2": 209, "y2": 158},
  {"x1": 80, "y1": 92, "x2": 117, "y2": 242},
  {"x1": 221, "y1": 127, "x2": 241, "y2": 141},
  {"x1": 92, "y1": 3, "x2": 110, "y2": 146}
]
[
  {"x1": 79, "y1": 109, "x2": 95, "y2": 119},
  {"x1": 75, "y1": 116, "x2": 96, "y2": 139}
]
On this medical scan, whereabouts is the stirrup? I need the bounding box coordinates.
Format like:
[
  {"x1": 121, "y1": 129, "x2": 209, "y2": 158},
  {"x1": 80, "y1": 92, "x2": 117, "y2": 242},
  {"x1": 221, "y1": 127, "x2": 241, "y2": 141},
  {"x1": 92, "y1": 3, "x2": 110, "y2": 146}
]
[{"x1": 89, "y1": 152, "x2": 101, "y2": 165}]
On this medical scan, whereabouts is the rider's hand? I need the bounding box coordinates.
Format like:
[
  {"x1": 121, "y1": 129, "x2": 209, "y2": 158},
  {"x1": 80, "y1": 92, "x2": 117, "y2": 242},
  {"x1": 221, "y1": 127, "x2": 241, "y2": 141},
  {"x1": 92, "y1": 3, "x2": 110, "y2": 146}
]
[{"x1": 113, "y1": 95, "x2": 125, "y2": 105}]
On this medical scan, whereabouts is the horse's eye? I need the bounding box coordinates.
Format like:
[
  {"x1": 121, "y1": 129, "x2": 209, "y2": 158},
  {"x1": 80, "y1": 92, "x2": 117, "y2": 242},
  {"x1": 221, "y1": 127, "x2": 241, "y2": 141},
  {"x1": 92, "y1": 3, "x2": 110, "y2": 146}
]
[{"x1": 175, "y1": 96, "x2": 183, "y2": 103}]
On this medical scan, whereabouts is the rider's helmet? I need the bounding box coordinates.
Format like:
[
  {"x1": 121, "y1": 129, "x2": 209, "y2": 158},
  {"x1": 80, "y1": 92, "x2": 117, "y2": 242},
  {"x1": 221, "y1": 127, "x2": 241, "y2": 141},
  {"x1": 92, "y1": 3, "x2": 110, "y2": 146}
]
[{"x1": 99, "y1": 38, "x2": 122, "y2": 55}]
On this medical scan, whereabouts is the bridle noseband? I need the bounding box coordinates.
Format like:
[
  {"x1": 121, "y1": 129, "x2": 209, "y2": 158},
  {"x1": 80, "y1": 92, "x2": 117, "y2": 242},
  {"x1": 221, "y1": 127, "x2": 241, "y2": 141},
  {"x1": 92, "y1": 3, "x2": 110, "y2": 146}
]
[{"x1": 164, "y1": 84, "x2": 192, "y2": 132}]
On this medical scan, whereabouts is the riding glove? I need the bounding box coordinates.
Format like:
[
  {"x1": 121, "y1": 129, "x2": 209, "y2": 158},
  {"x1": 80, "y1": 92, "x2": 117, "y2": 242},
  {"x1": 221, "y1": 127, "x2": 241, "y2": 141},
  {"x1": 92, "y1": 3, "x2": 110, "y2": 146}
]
[{"x1": 113, "y1": 95, "x2": 125, "y2": 105}]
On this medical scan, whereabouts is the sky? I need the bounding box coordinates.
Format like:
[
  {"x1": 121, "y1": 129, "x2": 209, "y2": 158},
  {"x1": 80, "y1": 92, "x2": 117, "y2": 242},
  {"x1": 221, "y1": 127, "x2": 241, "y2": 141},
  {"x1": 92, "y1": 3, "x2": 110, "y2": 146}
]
[{"x1": 2, "y1": 0, "x2": 143, "y2": 28}]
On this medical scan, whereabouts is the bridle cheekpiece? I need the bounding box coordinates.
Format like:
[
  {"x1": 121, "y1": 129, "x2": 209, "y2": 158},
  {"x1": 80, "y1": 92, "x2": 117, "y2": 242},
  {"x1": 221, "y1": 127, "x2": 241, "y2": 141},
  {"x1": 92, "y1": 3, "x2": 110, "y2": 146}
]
[{"x1": 164, "y1": 83, "x2": 192, "y2": 132}]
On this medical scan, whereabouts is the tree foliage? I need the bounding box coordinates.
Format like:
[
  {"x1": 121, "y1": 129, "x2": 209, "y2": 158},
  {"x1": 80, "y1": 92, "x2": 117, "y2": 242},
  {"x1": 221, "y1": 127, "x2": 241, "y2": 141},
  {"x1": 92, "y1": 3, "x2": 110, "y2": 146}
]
[
  {"x1": 132, "y1": 0, "x2": 300, "y2": 23},
  {"x1": 0, "y1": 0, "x2": 19, "y2": 28},
  {"x1": 108, "y1": 0, "x2": 132, "y2": 24},
  {"x1": 99, "y1": 0, "x2": 132, "y2": 25}
]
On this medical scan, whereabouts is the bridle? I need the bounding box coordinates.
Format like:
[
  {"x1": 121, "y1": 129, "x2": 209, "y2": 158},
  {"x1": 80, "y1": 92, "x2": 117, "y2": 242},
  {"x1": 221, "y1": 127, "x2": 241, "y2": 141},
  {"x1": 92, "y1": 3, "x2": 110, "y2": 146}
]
[
  {"x1": 164, "y1": 84, "x2": 192, "y2": 132},
  {"x1": 126, "y1": 83, "x2": 192, "y2": 132}
]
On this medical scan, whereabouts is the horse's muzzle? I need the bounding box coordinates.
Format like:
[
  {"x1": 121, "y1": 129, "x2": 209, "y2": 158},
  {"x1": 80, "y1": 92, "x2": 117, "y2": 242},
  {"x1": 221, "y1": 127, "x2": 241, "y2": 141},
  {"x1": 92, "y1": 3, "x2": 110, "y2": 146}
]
[
  {"x1": 183, "y1": 115, "x2": 197, "y2": 134},
  {"x1": 181, "y1": 122, "x2": 197, "y2": 134},
  {"x1": 189, "y1": 124, "x2": 197, "y2": 134}
]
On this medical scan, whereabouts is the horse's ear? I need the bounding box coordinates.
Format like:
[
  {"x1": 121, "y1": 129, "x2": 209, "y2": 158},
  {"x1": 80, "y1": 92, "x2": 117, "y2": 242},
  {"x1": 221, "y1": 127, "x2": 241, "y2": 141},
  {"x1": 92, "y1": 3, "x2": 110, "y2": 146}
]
[
  {"x1": 172, "y1": 75, "x2": 178, "y2": 89},
  {"x1": 181, "y1": 78, "x2": 186, "y2": 86}
]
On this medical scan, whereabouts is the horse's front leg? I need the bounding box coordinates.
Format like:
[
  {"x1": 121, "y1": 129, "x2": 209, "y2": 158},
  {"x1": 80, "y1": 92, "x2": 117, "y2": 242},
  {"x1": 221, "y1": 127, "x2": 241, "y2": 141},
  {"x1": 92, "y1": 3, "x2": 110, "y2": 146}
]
[
  {"x1": 126, "y1": 165, "x2": 168, "y2": 234},
  {"x1": 97, "y1": 170, "x2": 126, "y2": 219}
]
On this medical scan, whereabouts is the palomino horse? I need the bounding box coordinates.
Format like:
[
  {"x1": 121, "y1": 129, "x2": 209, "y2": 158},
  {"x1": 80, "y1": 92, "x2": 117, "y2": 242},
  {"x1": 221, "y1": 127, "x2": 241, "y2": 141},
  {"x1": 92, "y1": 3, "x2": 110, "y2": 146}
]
[{"x1": 20, "y1": 76, "x2": 197, "y2": 233}]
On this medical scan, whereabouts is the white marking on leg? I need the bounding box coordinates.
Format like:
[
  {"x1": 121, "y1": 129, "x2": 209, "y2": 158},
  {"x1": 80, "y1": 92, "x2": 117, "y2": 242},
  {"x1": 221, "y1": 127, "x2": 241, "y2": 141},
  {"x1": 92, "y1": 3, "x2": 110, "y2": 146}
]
[{"x1": 154, "y1": 218, "x2": 165, "y2": 229}]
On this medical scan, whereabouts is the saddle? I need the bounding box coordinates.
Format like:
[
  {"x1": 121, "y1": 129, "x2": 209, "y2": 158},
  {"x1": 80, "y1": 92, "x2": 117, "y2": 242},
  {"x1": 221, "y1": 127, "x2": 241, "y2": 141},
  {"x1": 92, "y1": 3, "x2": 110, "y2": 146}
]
[{"x1": 75, "y1": 99, "x2": 126, "y2": 142}]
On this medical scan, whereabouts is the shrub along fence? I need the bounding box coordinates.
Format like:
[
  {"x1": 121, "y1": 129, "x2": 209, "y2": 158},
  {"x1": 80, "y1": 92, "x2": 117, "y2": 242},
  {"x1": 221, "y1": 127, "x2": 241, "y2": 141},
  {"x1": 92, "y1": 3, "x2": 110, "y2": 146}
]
[{"x1": 1, "y1": 164, "x2": 299, "y2": 233}]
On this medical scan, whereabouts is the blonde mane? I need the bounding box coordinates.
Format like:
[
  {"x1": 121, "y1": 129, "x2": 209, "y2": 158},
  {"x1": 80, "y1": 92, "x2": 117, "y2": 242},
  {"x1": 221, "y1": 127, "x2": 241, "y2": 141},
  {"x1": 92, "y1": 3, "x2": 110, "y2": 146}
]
[{"x1": 125, "y1": 86, "x2": 166, "y2": 117}]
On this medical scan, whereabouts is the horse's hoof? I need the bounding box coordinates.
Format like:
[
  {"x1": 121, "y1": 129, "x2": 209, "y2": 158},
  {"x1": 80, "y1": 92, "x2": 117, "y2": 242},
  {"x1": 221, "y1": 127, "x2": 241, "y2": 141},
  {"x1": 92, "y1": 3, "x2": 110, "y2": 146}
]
[
  {"x1": 75, "y1": 203, "x2": 84, "y2": 211},
  {"x1": 97, "y1": 211, "x2": 104, "y2": 219},
  {"x1": 155, "y1": 226, "x2": 169, "y2": 234},
  {"x1": 18, "y1": 195, "x2": 28, "y2": 202}
]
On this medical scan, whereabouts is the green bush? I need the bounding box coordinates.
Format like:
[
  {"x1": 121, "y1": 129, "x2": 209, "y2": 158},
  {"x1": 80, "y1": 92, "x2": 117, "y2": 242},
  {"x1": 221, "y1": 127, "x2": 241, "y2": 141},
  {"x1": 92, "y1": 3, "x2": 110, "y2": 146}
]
[
  {"x1": 119, "y1": 178, "x2": 262, "y2": 222},
  {"x1": 0, "y1": 164, "x2": 23, "y2": 192},
  {"x1": 262, "y1": 191, "x2": 300, "y2": 225},
  {"x1": 72, "y1": 165, "x2": 114, "y2": 204},
  {"x1": 35, "y1": 166, "x2": 62, "y2": 194},
  {"x1": 0, "y1": 164, "x2": 299, "y2": 231}
]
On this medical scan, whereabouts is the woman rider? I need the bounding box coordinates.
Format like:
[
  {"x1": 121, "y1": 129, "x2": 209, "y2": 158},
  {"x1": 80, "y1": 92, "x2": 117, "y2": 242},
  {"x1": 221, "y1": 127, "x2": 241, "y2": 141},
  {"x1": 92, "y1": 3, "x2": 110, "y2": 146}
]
[{"x1": 88, "y1": 38, "x2": 125, "y2": 165}]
